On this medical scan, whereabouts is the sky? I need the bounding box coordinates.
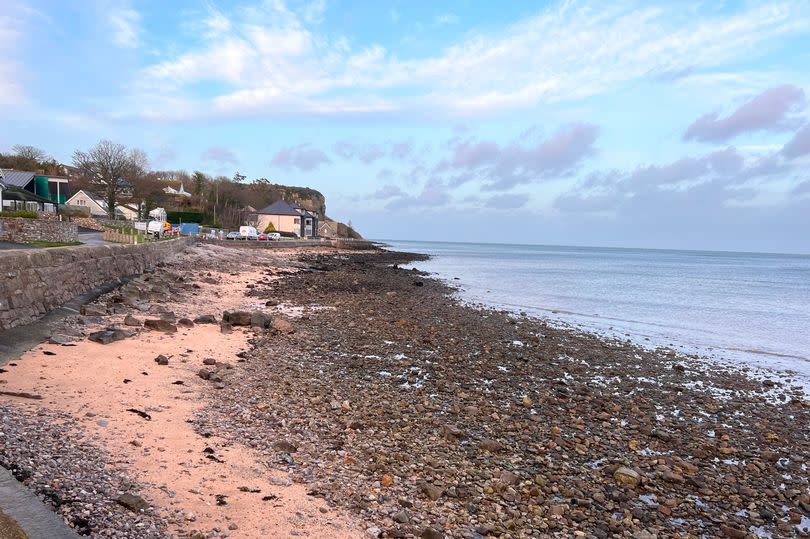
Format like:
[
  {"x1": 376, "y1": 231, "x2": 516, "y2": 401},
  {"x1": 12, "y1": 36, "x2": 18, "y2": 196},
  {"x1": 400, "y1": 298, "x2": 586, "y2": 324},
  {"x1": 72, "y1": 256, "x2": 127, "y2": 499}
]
[{"x1": 2, "y1": 1, "x2": 810, "y2": 253}]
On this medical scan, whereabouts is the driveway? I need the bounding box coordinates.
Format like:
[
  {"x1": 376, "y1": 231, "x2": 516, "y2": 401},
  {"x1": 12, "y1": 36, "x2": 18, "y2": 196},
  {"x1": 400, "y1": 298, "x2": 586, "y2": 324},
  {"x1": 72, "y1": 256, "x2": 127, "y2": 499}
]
[{"x1": 77, "y1": 231, "x2": 109, "y2": 246}]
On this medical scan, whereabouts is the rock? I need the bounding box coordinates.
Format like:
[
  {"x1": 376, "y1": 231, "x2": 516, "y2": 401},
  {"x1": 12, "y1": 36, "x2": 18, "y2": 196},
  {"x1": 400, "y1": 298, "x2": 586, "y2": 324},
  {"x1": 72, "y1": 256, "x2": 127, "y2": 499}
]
[
  {"x1": 223, "y1": 311, "x2": 252, "y2": 326},
  {"x1": 81, "y1": 304, "x2": 107, "y2": 316},
  {"x1": 154, "y1": 354, "x2": 169, "y2": 366},
  {"x1": 662, "y1": 470, "x2": 684, "y2": 483},
  {"x1": 500, "y1": 471, "x2": 520, "y2": 485},
  {"x1": 220, "y1": 322, "x2": 233, "y2": 334},
  {"x1": 194, "y1": 314, "x2": 217, "y2": 324},
  {"x1": 273, "y1": 440, "x2": 298, "y2": 453},
  {"x1": 213, "y1": 382, "x2": 226, "y2": 390},
  {"x1": 272, "y1": 317, "x2": 296, "y2": 334},
  {"x1": 479, "y1": 439, "x2": 503, "y2": 452},
  {"x1": 197, "y1": 369, "x2": 211, "y2": 380},
  {"x1": 421, "y1": 528, "x2": 443, "y2": 539},
  {"x1": 123, "y1": 314, "x2": 142, "y2": 327},
  {"x1": 366, "y1": 527, "x2": 382, "y2": 538},
  {"x1": 88, "y1": 329, "x2": 131, "y2": 345},
  {"x1": 420, "y1": 483, "x2": 443, "y2": 501},
  {"x1": 633, "y1": 531, "x2": 657, "y2": 539},
  {"x1": 116, "y1": 493, "x2": 149, "y2": 512},
  {"x1": 202, "y1": 357, "x2": 217, "y2": 365},
  {"x1": 381, "y1": 474, "x2": 394, "y2": 487},
  {"x1": 250, "y1": 311, "x2": 272, "y2": 329},
  {"x1": 613, "y1": 467, "x2": 641, "y2": 486},
  {"x1": 143, "y1": 319, "x2": 177, "y2": 333},
  {"x1": 720, "y1": 525, "x2": 747, "y2": 538},
  {"x1": 392, "y1": 510, "x2": 410, "y2": 524},
  {"x1": 49, "y1": 334, "x2": 75, "y2": 345},
  {"x1": 341, "y1": 400, "x2": 351, "y2": 412},
  {"x1": 177, "y1": 318, "x2": 194, "y2": 328}
]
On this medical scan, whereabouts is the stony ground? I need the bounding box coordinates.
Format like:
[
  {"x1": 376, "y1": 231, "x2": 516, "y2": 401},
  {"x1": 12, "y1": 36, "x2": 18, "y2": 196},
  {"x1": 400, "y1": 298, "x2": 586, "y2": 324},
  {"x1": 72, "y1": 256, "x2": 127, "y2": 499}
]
[
  {"x1": 0, "y1": 405, "x2": 168, "y2": 537},
  {"x1": 1, "y1": 246, "x2": 809, "y2": 539},
  {"x1": 194, "y1": 250, "x2": 810, "y2": 539}
]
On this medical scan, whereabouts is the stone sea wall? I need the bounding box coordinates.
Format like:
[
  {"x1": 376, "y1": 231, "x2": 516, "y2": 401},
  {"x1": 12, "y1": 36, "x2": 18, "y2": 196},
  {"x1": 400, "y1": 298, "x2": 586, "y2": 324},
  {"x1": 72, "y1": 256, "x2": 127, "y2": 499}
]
[
  {"x1": 0, "y1": 217, "x2": 79, "y2": 244},
  {"x1": 0, "y1": 238, "x2": 190, "y2": 329}
]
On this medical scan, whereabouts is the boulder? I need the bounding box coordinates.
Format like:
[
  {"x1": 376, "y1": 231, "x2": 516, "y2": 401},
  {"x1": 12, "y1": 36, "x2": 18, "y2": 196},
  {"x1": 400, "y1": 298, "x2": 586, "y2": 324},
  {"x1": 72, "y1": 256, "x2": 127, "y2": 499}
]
[
  {"x1": 88, "y1": 329, "x2": 132, "y2": 345},
  {"x1": 116, "y1": 493, "x2": 149, "y2": 513},
  {"x1": 273, "y1": 440, "x2": 298, "y2": 453},
  {"x1": 272, "y1": 317, "x2": 296, "y2": 334},
  {"x1": 177, "y1": 318, "x2": 195, "y2": 328},
  {"x1": 123, "y1": 314, "x2": 142, "y2": 327},
  {"x1": 80, "y1": 304, "x2": 108, "y2": 316},
  {"x1": 194, "y1": 314, "x2": 217, "y2": 324},
  {"x1": 154, "y1": 354, "x2": 169, "y2": 366},
  {"x1": 223, "y1": 311, "x2": 252, "y2": 326},
  {"x1": 144, "y1": 319, "x2": 177, "y2": 333},
  {"x1": 250, "y1": 311, "x2": 272, "y2": 329}
]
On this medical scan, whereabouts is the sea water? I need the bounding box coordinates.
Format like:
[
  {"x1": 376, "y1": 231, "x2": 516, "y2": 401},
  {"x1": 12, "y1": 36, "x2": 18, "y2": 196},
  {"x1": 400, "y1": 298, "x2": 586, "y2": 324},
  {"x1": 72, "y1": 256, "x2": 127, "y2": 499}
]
[{"x1": 384, "y1": 240, "x2": 810, "y2": 381}]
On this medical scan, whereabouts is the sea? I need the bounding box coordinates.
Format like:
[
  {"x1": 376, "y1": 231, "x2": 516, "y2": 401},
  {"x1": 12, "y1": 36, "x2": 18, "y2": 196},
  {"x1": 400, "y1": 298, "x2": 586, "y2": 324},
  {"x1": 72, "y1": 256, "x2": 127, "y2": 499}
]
[{"x1": 382, "y1": 240, "x2": 810, "y2": 382}]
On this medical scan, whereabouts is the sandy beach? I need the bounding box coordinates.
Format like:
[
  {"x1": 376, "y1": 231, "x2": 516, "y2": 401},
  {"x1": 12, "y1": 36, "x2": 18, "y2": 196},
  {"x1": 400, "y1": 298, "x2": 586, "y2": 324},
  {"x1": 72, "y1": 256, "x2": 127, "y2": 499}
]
[{"x1": 1, "y1": 242, "x2": 809, "y2": 538}]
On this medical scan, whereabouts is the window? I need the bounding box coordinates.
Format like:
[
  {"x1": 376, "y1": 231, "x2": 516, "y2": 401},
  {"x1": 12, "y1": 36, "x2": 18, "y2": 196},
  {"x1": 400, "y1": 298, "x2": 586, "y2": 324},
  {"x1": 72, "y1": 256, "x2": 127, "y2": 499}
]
[
  {"x1": 78, "y1": 199, "x2": 86, "y2": 205},
  {"x1": 305, "y1": 218, "x2": 312, "y2": 225},
  {"x1": 294, "y1": 218, "x2": 300, "y2": 224}
]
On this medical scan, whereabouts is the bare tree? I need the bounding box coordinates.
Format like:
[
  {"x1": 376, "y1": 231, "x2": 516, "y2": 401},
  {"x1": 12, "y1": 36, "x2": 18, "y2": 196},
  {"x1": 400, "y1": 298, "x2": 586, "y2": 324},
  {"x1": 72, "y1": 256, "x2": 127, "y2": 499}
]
[
  {"x1": 11, "y1": 144, "x2": 47, "y2": 163},
  {"x1": 72, "y1": 140, "x2": 146, "y2": 217}
]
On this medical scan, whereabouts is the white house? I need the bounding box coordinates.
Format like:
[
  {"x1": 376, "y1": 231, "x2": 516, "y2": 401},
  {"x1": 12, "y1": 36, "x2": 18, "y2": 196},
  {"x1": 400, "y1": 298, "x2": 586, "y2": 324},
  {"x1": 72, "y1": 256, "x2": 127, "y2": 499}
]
[
  {"x1": 163, "y1": 182, "x2": 191, "y2": 197},
  {"x1": 65, "y1": 190, "x2": 140, "y2": 220},
  {"x1": 66, "y1": 190, "x2": 108, "y2": 216}
]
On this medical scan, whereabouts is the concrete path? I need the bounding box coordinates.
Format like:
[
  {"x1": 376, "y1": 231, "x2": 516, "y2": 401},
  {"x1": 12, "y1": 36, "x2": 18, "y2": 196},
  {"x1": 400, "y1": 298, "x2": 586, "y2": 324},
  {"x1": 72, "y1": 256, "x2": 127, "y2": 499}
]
[
  {"x1": 76, "y1": 231, "x2": 108, "y2": 246},
  {"x1": 0, "y1": 468, "x2": 79, "y2": 539}
]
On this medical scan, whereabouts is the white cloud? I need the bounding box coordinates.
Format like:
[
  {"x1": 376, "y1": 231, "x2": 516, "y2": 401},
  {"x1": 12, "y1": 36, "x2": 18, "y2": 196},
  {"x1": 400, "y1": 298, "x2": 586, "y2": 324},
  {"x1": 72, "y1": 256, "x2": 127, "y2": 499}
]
[
  {"x1": 434, "y1": 13, "x2": 460, "y2": 26},
  {"x1": 126, "y1": 1, "x2": 810, "y2": 121},
  {"x1": 0, "y1": 2, "x2": 39, "y2": 106},
  {"x1": 109, "y1": 5, "x2": 141, "y2": 48}
]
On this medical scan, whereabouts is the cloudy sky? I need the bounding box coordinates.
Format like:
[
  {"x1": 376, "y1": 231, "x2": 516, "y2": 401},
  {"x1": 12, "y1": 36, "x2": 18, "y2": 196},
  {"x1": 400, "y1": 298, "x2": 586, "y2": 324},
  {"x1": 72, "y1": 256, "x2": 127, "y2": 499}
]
[{"x1": 2, "y1": 1, "x2": 810, "y2": 253}]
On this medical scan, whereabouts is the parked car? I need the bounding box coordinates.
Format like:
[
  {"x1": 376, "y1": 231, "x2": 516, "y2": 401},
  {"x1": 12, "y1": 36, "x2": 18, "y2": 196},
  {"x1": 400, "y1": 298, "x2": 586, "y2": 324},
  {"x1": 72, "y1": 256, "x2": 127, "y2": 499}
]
[
  {"x1": 225, "y1": 231, "x2": 240, "y2": 240},
  {"x1": 257, "y1": 233, "x2": 269, "y2": 241},
  {"x1": 266, "y1": 232, "x2": 281, "y2": 241}
]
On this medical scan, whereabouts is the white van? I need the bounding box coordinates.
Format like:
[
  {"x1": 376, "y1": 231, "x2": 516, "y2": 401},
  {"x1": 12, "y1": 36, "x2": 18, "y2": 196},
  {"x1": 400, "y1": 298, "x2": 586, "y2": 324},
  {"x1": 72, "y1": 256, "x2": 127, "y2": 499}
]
[
  {"x1": 239, "y1": 226, "x2": 259, "y2": 240},
  {"x1": 147, "y1": 220, "x2": 166, "y2": 237}
]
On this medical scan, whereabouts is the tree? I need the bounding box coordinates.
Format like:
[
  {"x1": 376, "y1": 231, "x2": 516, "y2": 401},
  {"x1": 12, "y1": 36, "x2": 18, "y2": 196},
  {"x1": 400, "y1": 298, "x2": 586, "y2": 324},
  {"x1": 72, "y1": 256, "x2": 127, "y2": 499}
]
[
  {"x1": 12, "y1": 145, "x2": 47, "y2": 163},
  {"x1": 72, "y1": 140, "x2": 146, "y2": 218},
  {"x1": 191, "y1": 171, "x2": 207, "y2": 198}
]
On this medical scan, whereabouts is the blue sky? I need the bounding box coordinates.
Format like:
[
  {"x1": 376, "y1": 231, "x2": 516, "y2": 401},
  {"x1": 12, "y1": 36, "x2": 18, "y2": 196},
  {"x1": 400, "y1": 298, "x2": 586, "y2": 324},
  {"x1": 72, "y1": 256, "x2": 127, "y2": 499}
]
[{"x1": 2, "y1": 0, "x2": 810, "y2": 252}]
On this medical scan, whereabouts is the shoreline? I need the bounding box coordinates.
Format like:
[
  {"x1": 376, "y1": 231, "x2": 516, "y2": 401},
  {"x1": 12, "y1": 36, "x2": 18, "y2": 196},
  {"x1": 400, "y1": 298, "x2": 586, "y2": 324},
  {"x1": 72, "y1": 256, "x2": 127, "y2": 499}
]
[
  {"x1": 1, "y1": 243, "x2": 809, "y2": 538},
  {"x1": 391, "y1": 249, "x2": 810, "y2": 392}
]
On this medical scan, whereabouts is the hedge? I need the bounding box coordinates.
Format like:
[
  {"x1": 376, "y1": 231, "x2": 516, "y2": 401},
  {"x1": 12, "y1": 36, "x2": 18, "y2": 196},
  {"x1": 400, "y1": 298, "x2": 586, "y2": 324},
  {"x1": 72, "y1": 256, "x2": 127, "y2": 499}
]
[
  {"x1": 166, "y1": 211, "x2": 204, "y2": 223},
  {"x1": 0, "y1": 210, "x2": 38, "y2": 219}
]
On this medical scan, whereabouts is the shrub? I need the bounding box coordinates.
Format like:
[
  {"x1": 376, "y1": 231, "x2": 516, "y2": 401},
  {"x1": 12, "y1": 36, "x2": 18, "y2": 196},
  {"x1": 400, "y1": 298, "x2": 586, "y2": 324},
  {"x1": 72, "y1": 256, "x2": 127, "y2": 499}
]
[
  {"x1": 0, "y1": 210, "x2": 38, "y2": 219},
  {"x1": 166, "y1": 210, "x2": 203, "y2": 223}
]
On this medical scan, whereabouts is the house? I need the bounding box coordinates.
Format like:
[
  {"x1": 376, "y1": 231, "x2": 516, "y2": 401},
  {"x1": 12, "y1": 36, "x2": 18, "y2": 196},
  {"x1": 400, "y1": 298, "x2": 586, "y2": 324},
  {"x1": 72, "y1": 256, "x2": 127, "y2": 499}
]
[
  {"x1": 0, "y1": 169, "x2": 68, "y2": 207},
  {"x1": 65, "y1": 189, "x2": 140, "y2": 220},
  {"x1": 255, "y1": 200, "x2": 320, "y2": 238},
  {"x1": 163, "y1": 182, "x2": 191, "y2": 197},
  {"x1": 318, "y1": 220, "x2": 339, "y2": 238}
]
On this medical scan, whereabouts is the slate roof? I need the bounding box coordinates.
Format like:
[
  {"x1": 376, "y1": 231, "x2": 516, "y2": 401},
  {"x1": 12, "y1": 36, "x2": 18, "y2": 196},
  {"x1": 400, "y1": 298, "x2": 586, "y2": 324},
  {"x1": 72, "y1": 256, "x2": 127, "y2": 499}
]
[
  {"x1": 257, "y1": 200, "x2": 300, "y2": 216},
  {"x1": 0, "y1": 169, "x2": 36, "y2": 188}
]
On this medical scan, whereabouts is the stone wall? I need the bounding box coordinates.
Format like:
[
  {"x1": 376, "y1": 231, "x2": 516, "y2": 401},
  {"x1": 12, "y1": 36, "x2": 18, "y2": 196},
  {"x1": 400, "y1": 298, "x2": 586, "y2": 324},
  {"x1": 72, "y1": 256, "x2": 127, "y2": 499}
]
[
  {"x1": 0, "y1": 238, "x2": 190, "y2": 329},
  {"x1": 0, "y1": 217, "x2": 78, "y2": 244}
]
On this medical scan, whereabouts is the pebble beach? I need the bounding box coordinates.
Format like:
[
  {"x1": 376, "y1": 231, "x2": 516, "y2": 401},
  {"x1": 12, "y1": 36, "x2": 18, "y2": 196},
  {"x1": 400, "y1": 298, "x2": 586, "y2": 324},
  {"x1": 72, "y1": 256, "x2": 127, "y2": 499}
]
[{"x1": 1, "y1": 243, "x2": 809, "y2": 538}]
